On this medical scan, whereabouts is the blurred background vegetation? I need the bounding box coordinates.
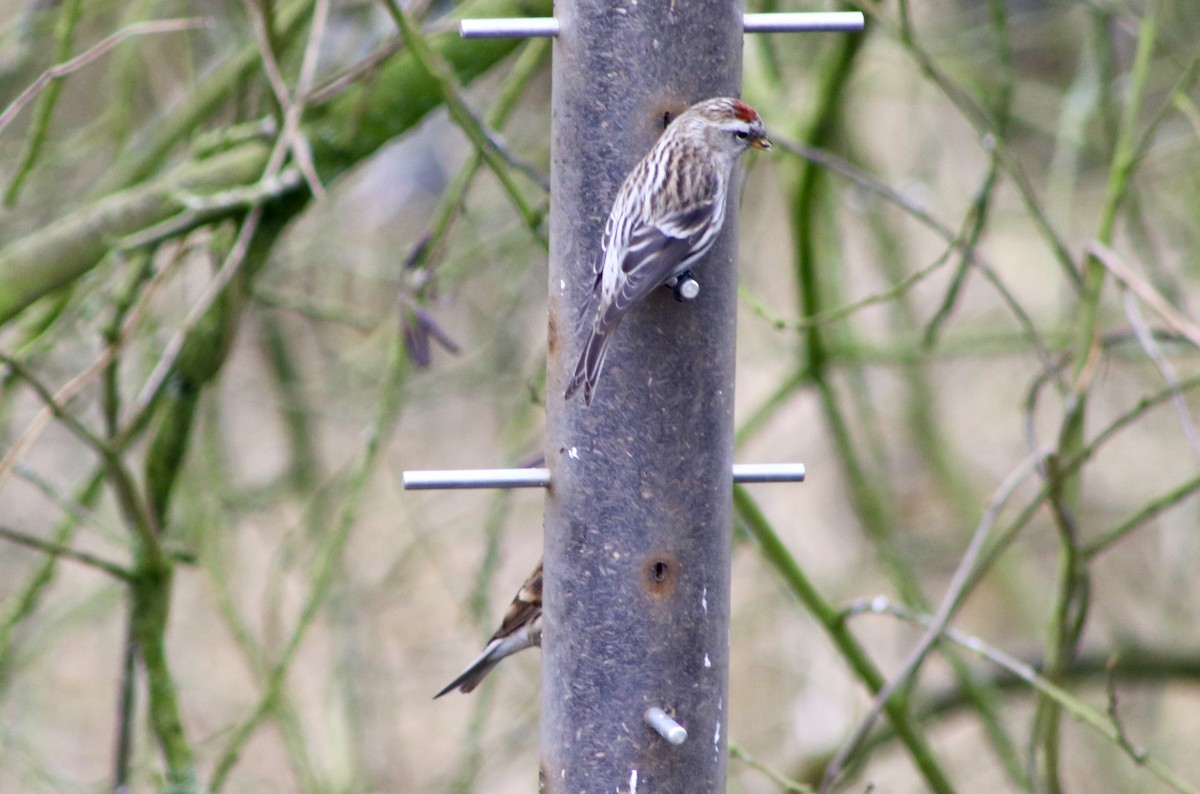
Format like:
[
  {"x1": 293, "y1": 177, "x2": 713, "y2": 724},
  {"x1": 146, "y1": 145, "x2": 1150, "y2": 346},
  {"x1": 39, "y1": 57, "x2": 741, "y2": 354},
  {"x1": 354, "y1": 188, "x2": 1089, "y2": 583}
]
[{"x1": 0, "y1": 0, "x2": 1198, "y2": 792}]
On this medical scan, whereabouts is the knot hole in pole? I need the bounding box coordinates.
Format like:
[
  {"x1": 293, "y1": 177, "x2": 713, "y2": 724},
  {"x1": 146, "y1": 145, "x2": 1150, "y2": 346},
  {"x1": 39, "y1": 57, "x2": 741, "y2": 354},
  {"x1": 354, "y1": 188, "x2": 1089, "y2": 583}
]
[
  {"x1": 650, "y1": 98, "x2": 688, "y2": 133},
  {"x1": 644, "y1": 554, "x2": 679, "y2": 598}
]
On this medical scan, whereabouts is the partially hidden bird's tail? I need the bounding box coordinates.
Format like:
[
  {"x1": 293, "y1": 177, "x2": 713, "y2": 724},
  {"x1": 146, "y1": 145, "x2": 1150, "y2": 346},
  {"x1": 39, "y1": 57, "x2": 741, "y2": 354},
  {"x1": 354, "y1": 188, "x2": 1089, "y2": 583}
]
[
  {"x1": 433, "y1": 615, "x2": 542, "y2": 698},
  {"x1": 433, "y1": 642, "x2": 505, "y2": 698},
  {"x1": 564, "y1": 328, "x2": 612, "y2": 405}
]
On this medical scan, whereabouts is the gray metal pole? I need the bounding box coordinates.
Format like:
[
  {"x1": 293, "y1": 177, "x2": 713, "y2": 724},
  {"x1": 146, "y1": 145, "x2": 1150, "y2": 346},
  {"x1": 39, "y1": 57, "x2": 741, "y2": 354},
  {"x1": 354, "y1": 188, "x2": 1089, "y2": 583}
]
[{"x1": 543, "y1": 0, "x2": 743, "y2": 790}]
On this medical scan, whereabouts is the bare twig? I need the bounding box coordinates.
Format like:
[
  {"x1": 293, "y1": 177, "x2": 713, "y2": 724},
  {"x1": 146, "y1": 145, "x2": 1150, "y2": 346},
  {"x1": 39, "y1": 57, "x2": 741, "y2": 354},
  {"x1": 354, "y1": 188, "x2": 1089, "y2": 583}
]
[
  {"x1": 13, "y1": 464, "x2": 121, "y2": 543},
  {"x1": 851, "y1": 599, "x2": 1200, "y2": 794},
  {"x1": 0, "y1": 525, "x2": 132, "y2": 581},
  {"x1": 384, "y1": 0, "x2": 546, "y2": 236},
  {"x1": 1104, "y1": 655, "x2": 1146, "y2": 763},
  {"x1": 772, "y1": 135, "x2": 1056, "y2": 374},
  {"x1": 128, "y1": 208, "x2": 263, "y2": 417},
  {"x1": 1088, "y1": 242, "x2": 1200, "y2": 350},
  {"x1": 1120, "y1": 290, "x2": 1200, "y2": 458},
  {"x1": 0, "y1": 18, "x2": 210, "y2": 137},
  {"x1": 0, "y1": 247, "x2": 179, "y2": 489},
  {"x1": 821, "y1": 449, "x2": 1047, "y2": 791},
  {"x1": 5, "y1": 0, "x2": 83, "y2": 206},
  {"x1": 0, "y1": 354, "x2": 161, "y2": 559},
  {"x1": 242, "y1": 0, "x2": 328, "y2": 198},
  {"x1": 730, "y1": 743, "x2": 815, "y2": 794},
  {"x1": 1085, "y1": 472, "x2": 1200, "y2": 558}
]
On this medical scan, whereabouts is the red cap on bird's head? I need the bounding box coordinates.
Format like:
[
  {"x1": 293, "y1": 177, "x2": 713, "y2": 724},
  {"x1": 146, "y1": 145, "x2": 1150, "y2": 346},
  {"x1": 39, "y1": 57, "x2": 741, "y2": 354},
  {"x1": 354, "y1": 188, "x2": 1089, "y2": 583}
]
[{"x1": 731, "y1": 99, "x2": 760, "y2": 123}]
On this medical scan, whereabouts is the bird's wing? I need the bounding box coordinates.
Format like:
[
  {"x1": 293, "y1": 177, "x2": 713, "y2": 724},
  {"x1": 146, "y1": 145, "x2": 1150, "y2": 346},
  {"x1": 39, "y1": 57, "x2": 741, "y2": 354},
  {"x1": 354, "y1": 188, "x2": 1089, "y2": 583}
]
[
  {"x1": 492, "y1": 561, "x2": 543, "y2": 641},
  {"x1": 597, "y1": 199, "x2": 718, "y2": 333}
]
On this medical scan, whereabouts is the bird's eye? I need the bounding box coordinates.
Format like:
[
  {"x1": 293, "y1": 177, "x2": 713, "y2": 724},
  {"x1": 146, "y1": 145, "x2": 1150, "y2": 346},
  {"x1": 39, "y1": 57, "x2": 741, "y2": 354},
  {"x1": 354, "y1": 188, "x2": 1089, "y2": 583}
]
[{"x1": 735, "y1": 130, "x2": 749, "y2": 139}]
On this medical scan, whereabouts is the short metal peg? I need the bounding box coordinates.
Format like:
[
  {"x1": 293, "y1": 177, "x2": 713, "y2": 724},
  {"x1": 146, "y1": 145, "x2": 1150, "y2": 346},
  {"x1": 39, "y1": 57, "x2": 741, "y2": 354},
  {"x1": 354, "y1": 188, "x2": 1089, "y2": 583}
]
[
  {"x1": 645, "y1": 707, "x2": 688, "y2": 745},
  {"x1": 667, "y1": 270, "x2": 700, "y2": 302}
]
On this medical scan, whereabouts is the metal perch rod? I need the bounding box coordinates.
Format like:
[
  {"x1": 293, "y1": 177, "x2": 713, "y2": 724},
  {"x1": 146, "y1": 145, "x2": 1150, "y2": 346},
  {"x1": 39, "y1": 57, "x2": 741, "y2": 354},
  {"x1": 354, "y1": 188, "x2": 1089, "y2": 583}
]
[
  {"x1": 460, "y1": 12, "x2": 865, "y2": 39},
  {"x1": 402, "y1": 463, "x2": 805, "y2": 490}
]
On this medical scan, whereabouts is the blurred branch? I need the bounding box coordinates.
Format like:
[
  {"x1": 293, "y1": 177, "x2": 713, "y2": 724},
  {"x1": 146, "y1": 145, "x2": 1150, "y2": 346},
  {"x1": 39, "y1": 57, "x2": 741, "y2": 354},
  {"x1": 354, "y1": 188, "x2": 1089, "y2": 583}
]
[
  {"x1": 384, "y1": 0, "x2": 546, "y2": 238},
  {"x1": 401, "y1": 36, "x2": 550, "y2": 365},
  {"x1": 1040, "y1": 8, "x2": 1161, "y2": 790},
  {"x1": 730, "y1": 743, "x2": 814, "y2": 794},
  {"x1": 12, "y1": 464, "x2": 119, "y2": 542},
  {"x1": 243, "y1": 0, "x2": 329, "y2": 198},
  {"x1": 1088, "y1": 241, "x2": 1200, "y2": 349},
  {"x1": 1034, "y1": 453, "x2": 1091, "y2": 794},
  {"x1": 0, "y1": 354, "x2": 160, "y2": 556},
  {"x1": 0, "y1": 142, "x2": 273, "y2": 325},
  {"x1": 0, "y1": 241, "x2": 181, "y2": 491},
  {"x1": 878, "y1": 0, "x2": 1081, "y2": 291},
  {"x1": 127, "y1": 211, "x2": 263, "y2": 423},
  {"x1": 0, "y1": 524, "x2": 132, "y2": 581},
  {"x1": 0, "y1": 0, "x2": 548, "y2": 330},
  {"x1": 921, "y1": 0, "x2": 1016, "y2": 352},
  {"x1": 733, "y1": 486, "x2": 957, "y2": 794},
  {"x1": 1085, "y1": 473, "x2": 1200, "y2": 557},
  {"x1": 852, "y1": 598, "x2": 1200, "y2": 794},
  {"x1": 252, "y1": 287, "x2": 375, "y2": 330},
  {"x1": 823, "y1": 449, "x2": 1046, "y2": 788},
  {"x1": 0, "y1": 471, "x2": 105, "y2": 693},
  {"x1": 739, "y1": 245, "x2": 953, "y2": 331},
  {"x1": 772, "y1": 135, "x2": 1055, "y2": 372},
  {"x1": 101, "y1": 2, "x2": 309, "y2": 192},
  {"x1": 211, "y1": 334, "x2": 411, "y2": 791},
  {"x1": 796, "y1": 647, "x2": 1200, "y2": 784},
  {"x1": 0, "y1": 355, "x2": 118, "y2": 472},
  {"x1": 310, "y1": 0, "x2": 552, "y2": 170},
  {"x1": 1119, "y1": 290, "x2": 1200, "y2": 458},
  {"x1": 1, "y1": 351, "x2": 196, "y2": 785},
  {"x1": 203, "y1": 522, "x2": 322, "y2": 793},
  {"x1": 423, "y1": 35, "x2": 550, "y2": 213},
  {"x1": 781, "y1": 32, "x2": 1028, "y2": 780},
  {"x1": 3, "y1": 0, "x2": 82, "y2": 206},
  {"x1": 0, "y1": 15, "x2": 209, "y2": 142},
  {"x1": 977, "y1": 369, "x2": 1200, "y2": 595}
]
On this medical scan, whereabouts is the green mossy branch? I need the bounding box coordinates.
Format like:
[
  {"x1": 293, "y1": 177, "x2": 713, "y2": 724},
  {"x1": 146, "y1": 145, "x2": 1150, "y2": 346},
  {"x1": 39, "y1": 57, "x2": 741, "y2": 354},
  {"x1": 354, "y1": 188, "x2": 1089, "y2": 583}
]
[
  {"x1": 0, "y1": 0, "x2": 551, "y2": 329},
  {"x1": 0, "y1": 142, "x2": 272, "y2": 325}
]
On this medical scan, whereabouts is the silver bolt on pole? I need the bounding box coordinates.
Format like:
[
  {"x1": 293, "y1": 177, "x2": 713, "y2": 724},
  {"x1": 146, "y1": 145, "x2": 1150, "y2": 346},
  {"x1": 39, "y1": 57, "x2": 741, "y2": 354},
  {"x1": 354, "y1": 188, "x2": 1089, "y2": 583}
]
[
  {"x1": 666, "y1": 271, "x2": 701, "y2": 302},
  {"x1": 459, "y1": 12, "x2": 864, "y2": 39},
  {"x1": 402, "y1": 463, "x2": 804, "y2": 490},
  {"x1": 645, "y1": 707, "x2": 688, "y2": 746}
]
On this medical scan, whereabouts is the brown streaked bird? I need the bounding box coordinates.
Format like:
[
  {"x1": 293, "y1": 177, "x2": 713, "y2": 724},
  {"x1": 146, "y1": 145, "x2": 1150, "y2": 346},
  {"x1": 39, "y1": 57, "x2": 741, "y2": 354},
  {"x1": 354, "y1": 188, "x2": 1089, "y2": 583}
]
[
  {"x1": 564, "y1": 96, "x2": 771, "y2": 405},
  {"x1": 434, "y1": 560, "x2": 543, "y2": 698}
]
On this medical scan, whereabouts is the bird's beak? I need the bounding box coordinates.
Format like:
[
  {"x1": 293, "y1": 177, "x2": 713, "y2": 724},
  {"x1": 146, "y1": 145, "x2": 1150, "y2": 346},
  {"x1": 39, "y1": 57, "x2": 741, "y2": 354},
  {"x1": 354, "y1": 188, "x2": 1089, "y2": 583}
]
[{"x1": 751, "y1": 135, "x2": 772, "y2": 151}]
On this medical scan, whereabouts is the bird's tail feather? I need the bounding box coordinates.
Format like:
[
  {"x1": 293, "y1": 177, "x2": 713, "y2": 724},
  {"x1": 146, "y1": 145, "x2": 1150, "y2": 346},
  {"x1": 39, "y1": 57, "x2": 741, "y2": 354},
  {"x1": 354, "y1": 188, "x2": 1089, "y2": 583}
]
[
  {"x1": 564, "y1": 329, "x2": 611, "y2": 405},
  {"x1": 433, "y1": 642, "x2": 503, "y2": 698}
]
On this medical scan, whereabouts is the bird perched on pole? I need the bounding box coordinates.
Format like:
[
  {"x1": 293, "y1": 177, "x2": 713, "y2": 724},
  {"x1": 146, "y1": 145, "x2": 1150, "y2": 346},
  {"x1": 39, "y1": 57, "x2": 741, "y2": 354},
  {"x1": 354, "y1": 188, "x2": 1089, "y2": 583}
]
[
  {"x1": 564, "y1": 97, "x2": 771, "y2": 405},
  {"x1": 434, "y1": 560, "x2": 543, "y2": 697}
]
